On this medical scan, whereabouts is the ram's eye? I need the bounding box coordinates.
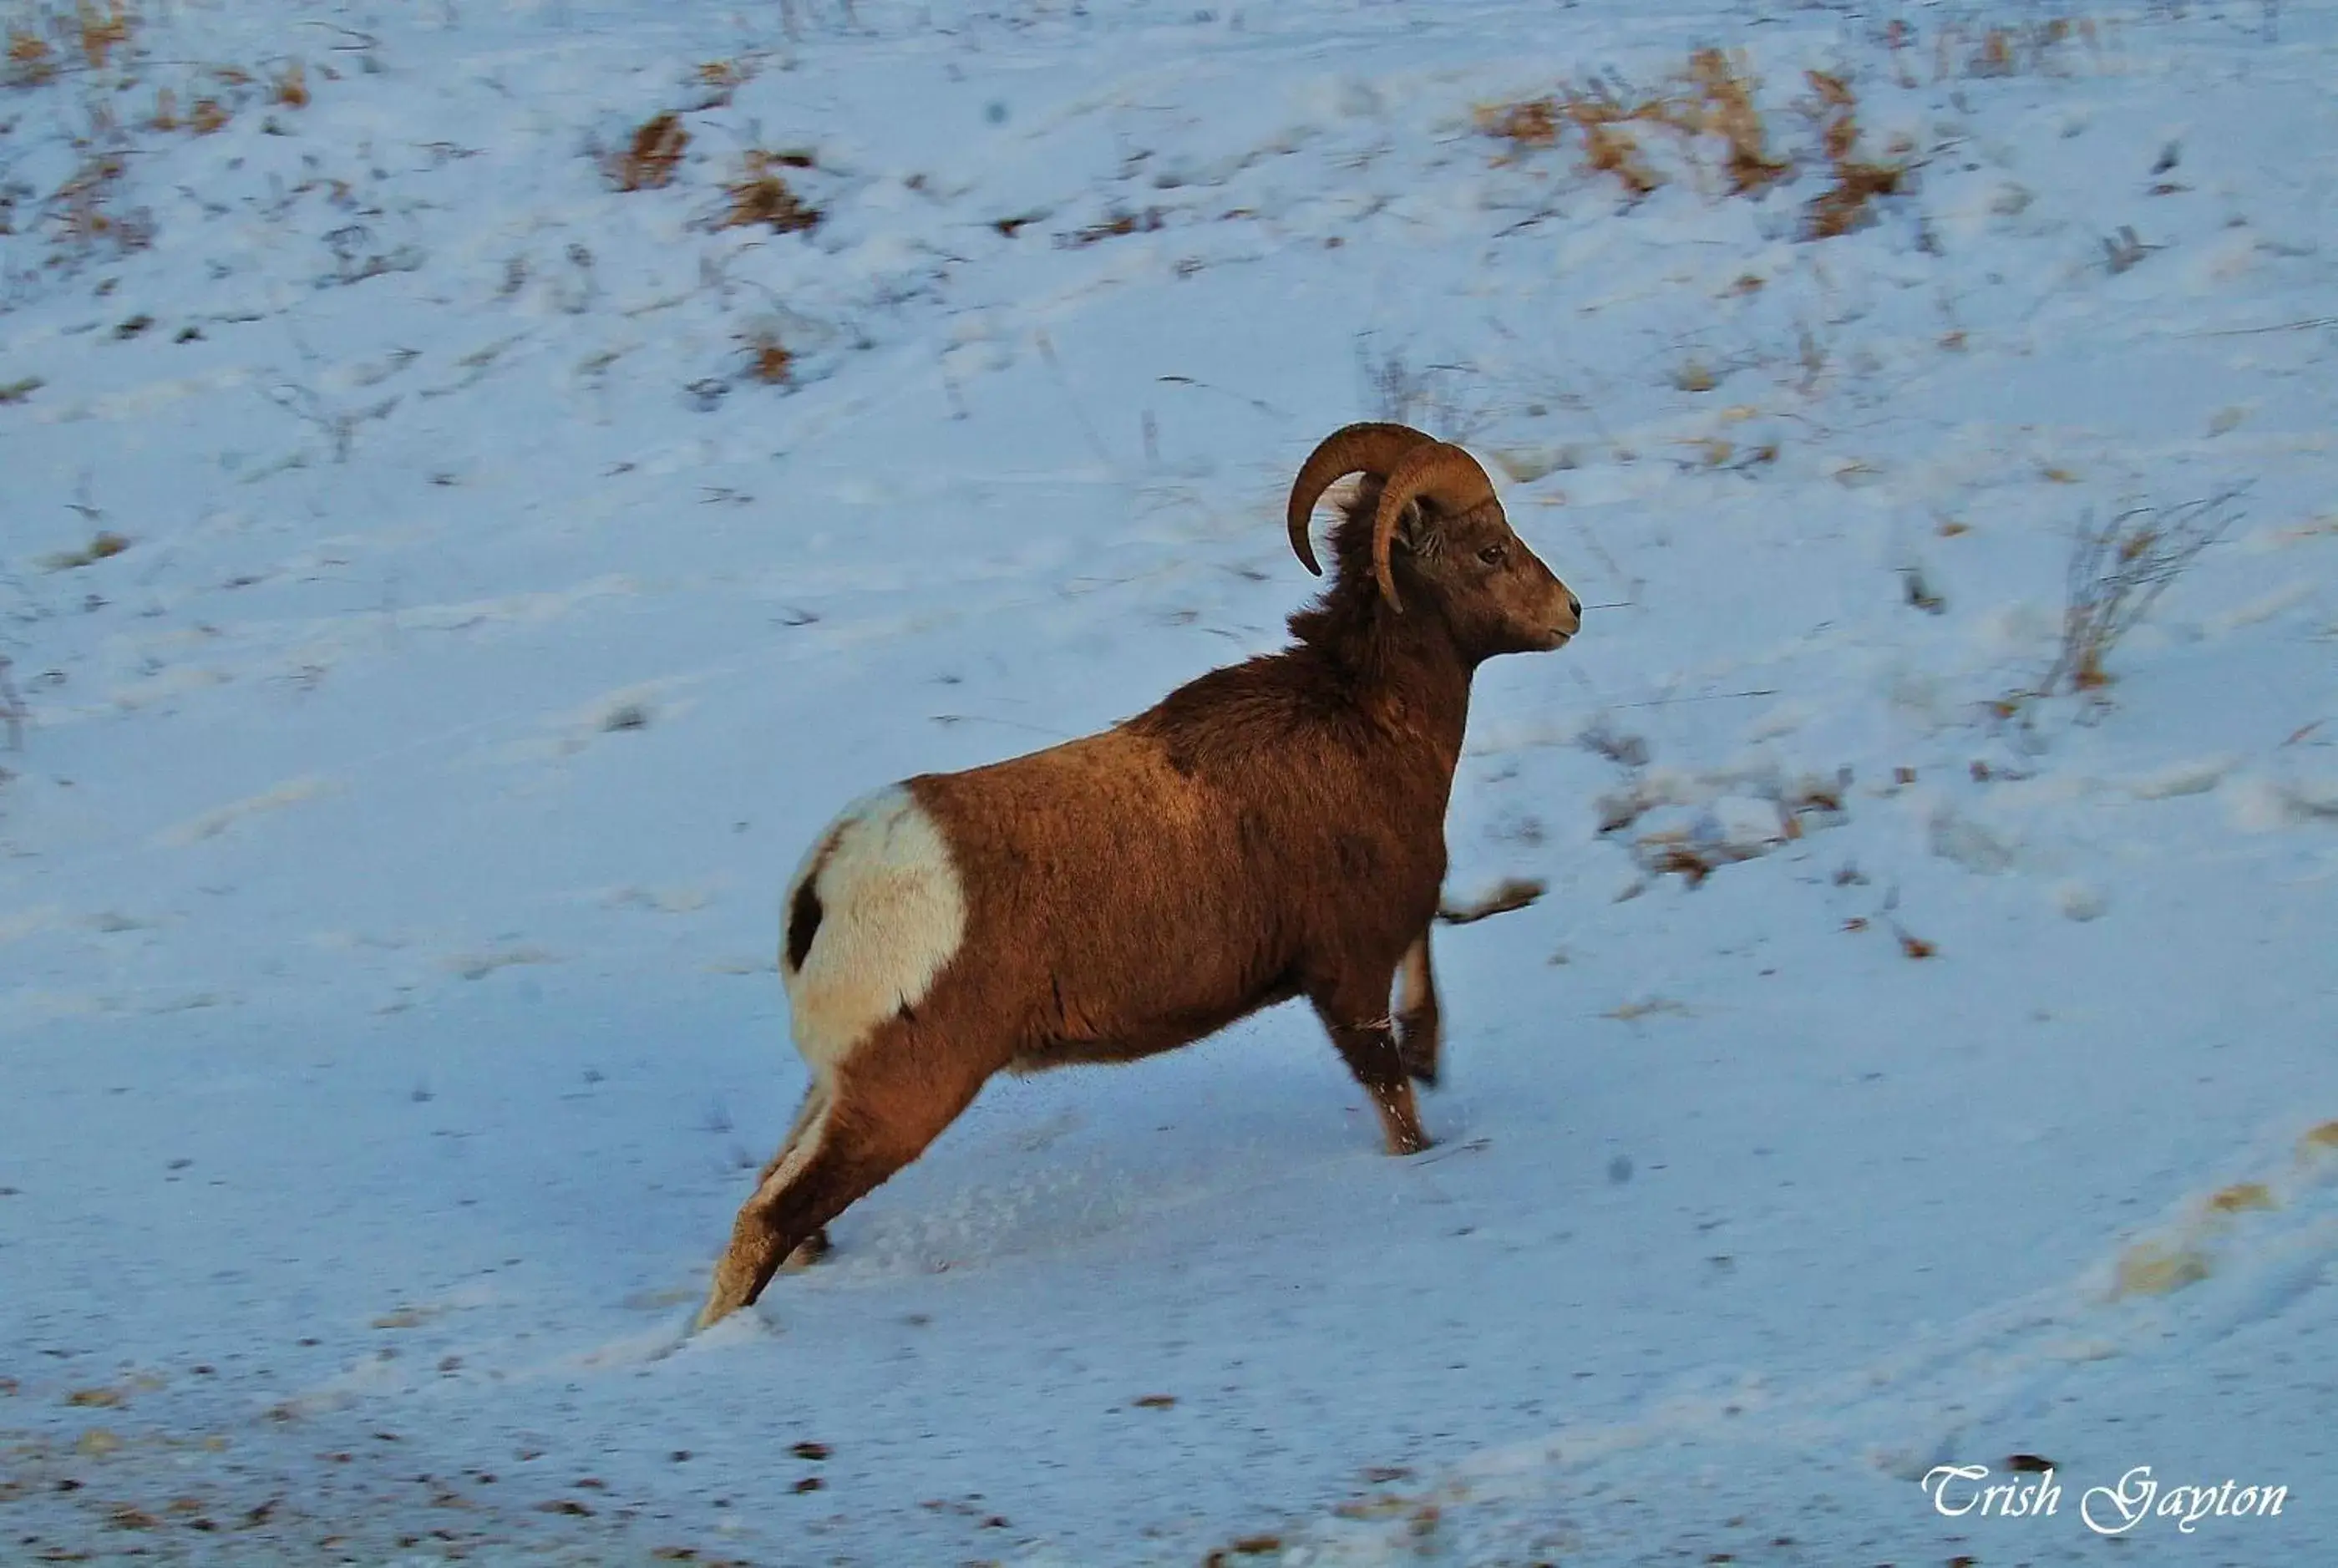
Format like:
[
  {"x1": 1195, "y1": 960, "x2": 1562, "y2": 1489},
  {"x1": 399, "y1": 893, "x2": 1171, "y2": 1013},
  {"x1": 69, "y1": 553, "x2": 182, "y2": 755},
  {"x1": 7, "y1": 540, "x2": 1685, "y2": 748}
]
[{"x1": 1478, "y1": 543, "x2": 1508, "y2": 566}]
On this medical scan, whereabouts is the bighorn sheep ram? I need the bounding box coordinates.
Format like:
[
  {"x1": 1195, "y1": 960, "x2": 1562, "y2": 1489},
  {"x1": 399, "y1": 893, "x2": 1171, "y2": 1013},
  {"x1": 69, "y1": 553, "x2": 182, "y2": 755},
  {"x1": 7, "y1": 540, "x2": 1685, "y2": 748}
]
[{"x1": 699, "y1": 422, "x2": 1582, "y2": 1328}]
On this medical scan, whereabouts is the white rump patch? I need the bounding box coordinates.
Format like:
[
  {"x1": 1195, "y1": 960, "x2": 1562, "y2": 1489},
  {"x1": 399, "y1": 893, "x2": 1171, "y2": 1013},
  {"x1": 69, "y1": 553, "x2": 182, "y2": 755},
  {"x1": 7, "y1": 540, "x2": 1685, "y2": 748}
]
[{"x1": 780, "y1": 787, "x2": 967, "y2": 1071}]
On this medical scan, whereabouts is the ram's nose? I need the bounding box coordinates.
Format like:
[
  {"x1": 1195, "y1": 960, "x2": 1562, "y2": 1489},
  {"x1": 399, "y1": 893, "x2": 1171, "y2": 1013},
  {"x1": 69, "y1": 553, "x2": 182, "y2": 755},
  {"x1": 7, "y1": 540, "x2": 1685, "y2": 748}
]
[{"x1": 1553, "y1": 586, "x2": 1583, "y2": 640}]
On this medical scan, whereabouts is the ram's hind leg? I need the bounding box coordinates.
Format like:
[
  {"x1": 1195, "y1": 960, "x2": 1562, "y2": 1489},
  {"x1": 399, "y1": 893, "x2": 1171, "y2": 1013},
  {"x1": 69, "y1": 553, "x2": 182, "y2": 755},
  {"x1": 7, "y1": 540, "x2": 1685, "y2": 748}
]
[
  {"x1": 698, "y1": 1031, "x2": 991, "y2": 1330},
  {"x1": 1310, "y1": 974, "x2": 1432, "y2": 1156},
  {"x1": 1394, "y1": 931, "x2": 1443, "y2": 1088},
  {"x1": 754, "y1": 1082, "x2": 834, "y2": 1268}
]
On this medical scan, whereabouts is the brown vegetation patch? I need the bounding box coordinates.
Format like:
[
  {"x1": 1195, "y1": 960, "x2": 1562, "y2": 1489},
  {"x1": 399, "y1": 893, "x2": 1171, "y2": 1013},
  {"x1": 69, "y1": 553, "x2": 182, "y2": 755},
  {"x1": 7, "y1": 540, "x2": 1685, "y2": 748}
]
[
  {"x1": 1478, "y1": 48, "x2": 1917, "y2": 236},
  {"x1": 42, "y1": 530, "x2": 132, "y2": 569},
  {"x1": 743, "y1": 330, "x2": 792, "y2": 385},
  {"x1": 1062, "y1": 206, "x2": 1164, "y2": 246},
  {"x1": 608, "y1": 111, "x2": 688, "y2": 191},
  {"x1": 77, "y1": 1, "x2": 132, "y2": 69},
  {"x1": 8, "y1": 3, "x2": 137, "y2": 87},
  {"x1": 49, "y1": 150, "x2": 151, "y2": 254},
  {"x1": 1805, "y1": 160, "x2": 1903, "y2": 238},
  {"x1": 720, "y1": 150, "x2": 821, "y2": 233},
  {"x1": 1478, "y1": 97, "x2": 1558, "y2": 150},
  {"x1": 2048, "y1": 496, "x2": 2239, "y2": 693},
  {"x1": 1949, "y1": 18, "x2": 2088, "y2": 80},
  {"x1": 1565, "y1": 99, "x2": 1666, "y2": 200},
  {"x1": 1476, "y1": 48, "x2": 1787, "y2": 201},
  {"x1": 692, "y1": 57, "x2": 753, "y2": 107},
  {"x1": 1686, "y1": 47, "x2": 1791, "y2": 195},
  {"x1": 1800, "y1": 70, "x2": 1905, "y2": 238},
  {"x1": 7, "y1": 26, "x2": 56, "y2": 86}
]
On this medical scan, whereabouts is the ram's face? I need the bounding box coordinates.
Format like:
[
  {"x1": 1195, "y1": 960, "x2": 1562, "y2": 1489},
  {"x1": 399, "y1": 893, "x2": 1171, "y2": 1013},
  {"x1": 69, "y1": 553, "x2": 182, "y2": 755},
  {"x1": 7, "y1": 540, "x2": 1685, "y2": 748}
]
[{"x1": 1404, "y1": 500, "x2": 1581, "y2": 658}]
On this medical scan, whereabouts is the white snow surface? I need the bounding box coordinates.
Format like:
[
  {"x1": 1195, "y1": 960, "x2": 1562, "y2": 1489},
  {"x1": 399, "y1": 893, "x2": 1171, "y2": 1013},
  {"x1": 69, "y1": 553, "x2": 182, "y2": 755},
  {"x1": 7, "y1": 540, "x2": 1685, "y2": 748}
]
[{"x1": 3, "y1": 1, "x2": 2337, "y2": 1562}]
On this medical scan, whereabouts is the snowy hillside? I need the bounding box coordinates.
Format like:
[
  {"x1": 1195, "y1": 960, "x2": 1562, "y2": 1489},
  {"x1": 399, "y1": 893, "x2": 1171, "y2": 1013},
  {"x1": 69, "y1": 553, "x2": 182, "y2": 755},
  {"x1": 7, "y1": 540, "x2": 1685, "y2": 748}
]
[{"x1": 3, "y1": 0, "x2": 2335, "y2": 1561}]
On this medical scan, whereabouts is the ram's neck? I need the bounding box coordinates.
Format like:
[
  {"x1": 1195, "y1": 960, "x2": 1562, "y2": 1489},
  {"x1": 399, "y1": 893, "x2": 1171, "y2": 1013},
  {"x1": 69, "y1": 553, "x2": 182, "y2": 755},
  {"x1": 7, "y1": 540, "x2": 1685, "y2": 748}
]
[
  {"x1": 1369, "y1": 610, "x2": 1473, "y2": 775},
  {"x1": 1288, "y1": 586, "x2": 1474, "y2": 778}
]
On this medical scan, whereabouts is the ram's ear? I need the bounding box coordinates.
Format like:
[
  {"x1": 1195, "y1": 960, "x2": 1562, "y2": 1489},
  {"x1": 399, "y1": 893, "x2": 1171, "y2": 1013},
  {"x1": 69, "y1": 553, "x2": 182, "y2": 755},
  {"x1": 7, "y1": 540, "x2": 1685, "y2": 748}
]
[{"x1": 1396, "y1": 498, "x2": 1445, "y2": 560}]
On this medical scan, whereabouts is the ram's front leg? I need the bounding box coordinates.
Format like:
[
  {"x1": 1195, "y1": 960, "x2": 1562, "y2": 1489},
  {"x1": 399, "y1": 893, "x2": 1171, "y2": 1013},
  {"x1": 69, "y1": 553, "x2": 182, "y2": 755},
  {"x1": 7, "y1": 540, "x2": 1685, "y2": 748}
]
[
  {"x1": 1311, "y1": 973, "x2": 1432, "y2": 1156},
  {"x1": 1394, "y1": 931, "x2": 1443, "y2": 1088}
]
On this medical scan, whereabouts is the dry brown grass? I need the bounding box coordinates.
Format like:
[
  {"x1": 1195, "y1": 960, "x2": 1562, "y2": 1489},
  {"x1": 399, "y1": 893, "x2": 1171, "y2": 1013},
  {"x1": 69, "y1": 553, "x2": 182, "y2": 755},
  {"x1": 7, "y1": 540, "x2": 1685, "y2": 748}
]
[
  {"x1": 1685, "y1": 47, "x2": 1791, "y2": 195},
  {"x1": 75, "y1": 0, "x2": 129, "y2": 69},
  {"x1": 1471, "y1": 44, "x2": 1962, "y2": 238},
  {"x1": 1798, "y1": 69, "x2": 1905, "y2": 239},
  {"x1": 1568, "y1": 99, "x2": 1666, "y2": 200},
  {"x1": 6, "y1": 24, "x2": 54, "y2": 85},
  {"x1": 6, "y1": 1, "x2": 134, "y2": 86},
  {"x1": 742, "y1": 329, "x2": 793, "y2": 385},
  {"x1": 692, "y1": 57, "x2": 753, "y2": 107},
  {"x1": 1478, "y1": 49, "x2": 1797, "y2": 205},
  {"x1": 719, "y1": 150, "x2": 821, "y2": 233},
  {"x1": 1480, "y1": 87, "x2": 1661, "y2": 198},
  {"x1": 1062, "y1": 206, "x2": 1165, "y2": 247},
  {"x1": 1804, "y1": 161, "x2": 1902, "y2": 238},
  {"x1": 1939, "y1": 18, "x2": 2091, "y2": 81},
  {"x1": 40, "y1": 529, "x2": 131, "y2": 570},
  {"x1": 273, "y1": 58, "x2": 307, "y2": 109},
  {"x1": 2046, "y1": 493, "x2": 2242, "y2": 694},
  {"x1": 187, "y1": 94, "x2": 227, "y2": 134},
  {"x1": 49, "y1": 147, "x2": 150, "y2": 253},
  {"x1": 608, "y1": 110, "x2": 687, "y2": 191},
  {"x1": 1478, "y1": 97, "x2": 1558, "y2": 150}
]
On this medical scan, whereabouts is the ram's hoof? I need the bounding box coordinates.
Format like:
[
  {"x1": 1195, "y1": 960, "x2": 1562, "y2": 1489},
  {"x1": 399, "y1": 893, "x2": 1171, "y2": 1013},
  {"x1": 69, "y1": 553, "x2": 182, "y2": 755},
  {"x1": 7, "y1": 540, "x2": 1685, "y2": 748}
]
[{"x1": 1383, "y1": 1126, "x2": 1434, "y2": 1157}]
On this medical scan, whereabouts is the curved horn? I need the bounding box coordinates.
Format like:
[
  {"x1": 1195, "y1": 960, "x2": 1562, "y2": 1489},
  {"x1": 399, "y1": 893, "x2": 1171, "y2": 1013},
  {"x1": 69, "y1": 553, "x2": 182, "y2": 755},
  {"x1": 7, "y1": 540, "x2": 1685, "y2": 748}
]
[
  {"x1": 1285, "y1": 422, "x2": 1435, "y2": 576},
  {"x1": 1370, "y1": 443, "x2": 1500, "y2": 611}
]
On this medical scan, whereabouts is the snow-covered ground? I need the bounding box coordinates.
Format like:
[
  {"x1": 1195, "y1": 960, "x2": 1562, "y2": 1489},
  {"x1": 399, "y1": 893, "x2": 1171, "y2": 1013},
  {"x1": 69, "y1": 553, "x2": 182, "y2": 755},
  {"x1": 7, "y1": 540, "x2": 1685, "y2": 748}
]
[{"x1": 4, "y1": 0, "x2": 2335, "y2": 1561}]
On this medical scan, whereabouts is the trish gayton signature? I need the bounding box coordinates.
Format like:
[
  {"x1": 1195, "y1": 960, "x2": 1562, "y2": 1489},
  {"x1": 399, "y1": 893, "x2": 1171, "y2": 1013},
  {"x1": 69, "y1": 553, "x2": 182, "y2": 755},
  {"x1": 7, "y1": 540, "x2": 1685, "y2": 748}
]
[{"x1": 1923, "y1": 1463, "x2": 2289, "y2": 1536}]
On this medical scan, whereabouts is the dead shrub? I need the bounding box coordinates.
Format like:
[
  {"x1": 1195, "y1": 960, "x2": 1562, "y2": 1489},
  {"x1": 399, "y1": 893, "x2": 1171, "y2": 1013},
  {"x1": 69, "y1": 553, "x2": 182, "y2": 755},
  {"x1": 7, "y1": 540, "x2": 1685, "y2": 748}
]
[
  {"x1": 719, "y1": 150, "x2": 821, "y2": 233},
  {"x1": 1477, "y1": 49, "x2": 1788, "y2": 203},
  {"x1": 273, "y1": 59, "x2": 307, "y2": 109},
  {"x1": 49, "y1": 149, "x2": 151, "y2": 254},
  {"x1": 2044, "y1": 491, "x2": 2243, "y2": 694},
  {"x1": 1937, "y1": 18, "x2": 2089, "y2": 81},
  {"x1": 1799, "y1": 70, "x2": 1904, "y2": 239},
  {"x1": 1479, "y1": 50, "x2": 1918, "y2": 239},
  {"x1": 1354, "y1": 339, "x2": 1485, "y2": 440},
  {"x1": 608, "y1": 110, "x2": 688, "y2": 191},
  {"x1": 1805, "y1": 161, "x2": 1903, "y2": 239},
  {"x1": 1685, "y1": 47, "x2": 1790, "y2": 195},
  {"x1": 188, "y1": 95, "x2": 228, "y2": 134},
  {"x1": 1566, "y1": 99, "x2": 1665, "y2": 200}
]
